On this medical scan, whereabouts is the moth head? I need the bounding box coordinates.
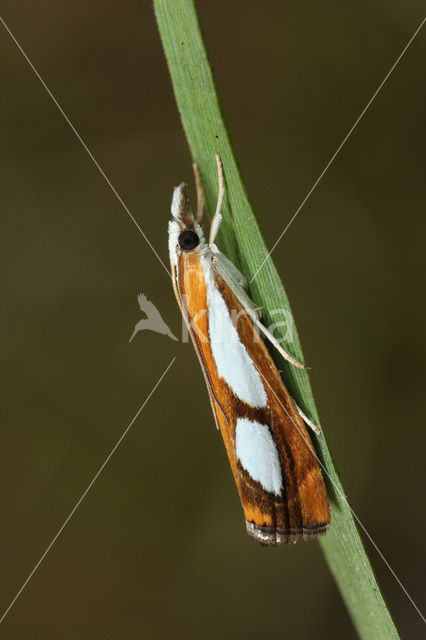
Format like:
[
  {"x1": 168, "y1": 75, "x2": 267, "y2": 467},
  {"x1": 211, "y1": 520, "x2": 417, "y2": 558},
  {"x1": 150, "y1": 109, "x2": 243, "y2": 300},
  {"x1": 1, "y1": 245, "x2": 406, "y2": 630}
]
[{"x1": 168, "y1": 183, "x2": 205, "y2": 266}]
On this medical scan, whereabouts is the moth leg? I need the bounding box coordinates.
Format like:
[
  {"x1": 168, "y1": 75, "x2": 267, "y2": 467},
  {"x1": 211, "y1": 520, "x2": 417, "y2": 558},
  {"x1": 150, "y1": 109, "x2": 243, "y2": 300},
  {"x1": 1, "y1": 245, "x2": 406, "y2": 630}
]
[
  {"x1": 252, "y1": 316, "x2": 307, "y2": 370},
  {"x1": 292, "y1": 400, "x2": 321, "y2": 435},
  {"x1": 212, "y1": 251, "x2": 305, "y2": 368},
  {"x1": 193, "y1": 163, "x2": 205, "y2": 223},
  {"x1": 209, "y1": 154, "x2": 225, "y2": 247}
]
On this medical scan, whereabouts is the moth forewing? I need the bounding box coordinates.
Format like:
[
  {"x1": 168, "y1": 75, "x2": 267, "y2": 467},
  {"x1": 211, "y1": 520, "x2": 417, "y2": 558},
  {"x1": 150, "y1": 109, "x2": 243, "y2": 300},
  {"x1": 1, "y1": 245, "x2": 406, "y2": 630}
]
[
  {"x1": 168, "y1": 168, "x2": 330, "y2": 545},
  {"x1": 208, "y1": 273, "x2": 330, "y2": 544}
]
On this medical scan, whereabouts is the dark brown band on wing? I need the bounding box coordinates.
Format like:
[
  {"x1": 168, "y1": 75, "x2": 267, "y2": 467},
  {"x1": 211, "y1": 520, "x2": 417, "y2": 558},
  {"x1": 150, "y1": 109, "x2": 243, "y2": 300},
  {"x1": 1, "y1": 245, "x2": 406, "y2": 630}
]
[{"x1": 246, "y1": 520, "x2": 330, "y2": 546}]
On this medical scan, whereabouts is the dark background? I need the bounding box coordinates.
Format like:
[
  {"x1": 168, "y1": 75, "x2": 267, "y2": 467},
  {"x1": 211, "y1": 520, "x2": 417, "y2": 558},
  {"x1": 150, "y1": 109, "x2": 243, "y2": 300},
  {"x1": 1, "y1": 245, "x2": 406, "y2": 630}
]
[{"x1": 1, "y1": 2, "x2": 424, "y2": 638}]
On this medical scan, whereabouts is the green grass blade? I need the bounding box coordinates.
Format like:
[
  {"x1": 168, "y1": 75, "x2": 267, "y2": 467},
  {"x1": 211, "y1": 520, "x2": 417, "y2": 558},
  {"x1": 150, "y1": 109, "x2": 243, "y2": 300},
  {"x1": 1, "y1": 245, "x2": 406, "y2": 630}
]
[{"x1": 153, "y1": 2, "x2": 401, "y2": 638}]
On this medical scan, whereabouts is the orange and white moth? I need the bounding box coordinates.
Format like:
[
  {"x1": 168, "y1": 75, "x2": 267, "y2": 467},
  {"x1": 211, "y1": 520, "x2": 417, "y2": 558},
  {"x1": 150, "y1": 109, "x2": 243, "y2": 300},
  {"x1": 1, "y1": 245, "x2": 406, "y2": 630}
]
[{"x1": 168, "y1": 156, "x2": 330, "y2": 545}]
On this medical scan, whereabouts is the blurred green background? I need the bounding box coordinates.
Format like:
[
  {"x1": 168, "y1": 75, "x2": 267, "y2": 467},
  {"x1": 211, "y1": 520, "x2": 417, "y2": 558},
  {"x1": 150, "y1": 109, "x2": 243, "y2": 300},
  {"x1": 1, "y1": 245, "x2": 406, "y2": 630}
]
[{"x1": 1, "y1": 2, "x2": 424, "y2": 638}]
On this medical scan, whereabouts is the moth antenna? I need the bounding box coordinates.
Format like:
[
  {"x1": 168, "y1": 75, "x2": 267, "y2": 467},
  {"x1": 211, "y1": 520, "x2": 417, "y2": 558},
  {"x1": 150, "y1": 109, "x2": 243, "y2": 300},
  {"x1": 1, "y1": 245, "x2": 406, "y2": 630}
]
[
  {"x1": 193, "y1": 163, "x2": 205, "y2": 223},
  {"x1": 209, "y1": 154, "x2": 225, "y2": 246}
]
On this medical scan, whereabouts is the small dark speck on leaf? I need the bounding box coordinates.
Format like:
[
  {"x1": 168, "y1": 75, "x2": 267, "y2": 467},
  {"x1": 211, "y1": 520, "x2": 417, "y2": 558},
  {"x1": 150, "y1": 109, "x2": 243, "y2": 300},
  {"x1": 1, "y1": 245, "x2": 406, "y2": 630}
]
[{"x1": 215, "y1": 135, "x2": 219, "y2": 139}]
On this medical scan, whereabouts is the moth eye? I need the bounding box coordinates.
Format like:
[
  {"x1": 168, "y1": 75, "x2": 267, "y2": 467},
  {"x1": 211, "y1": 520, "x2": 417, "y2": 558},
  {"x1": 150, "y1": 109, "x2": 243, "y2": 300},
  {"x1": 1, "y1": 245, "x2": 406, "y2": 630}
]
[{"x1": 178, "y1": 229, "x2": 200, "y2": 251}]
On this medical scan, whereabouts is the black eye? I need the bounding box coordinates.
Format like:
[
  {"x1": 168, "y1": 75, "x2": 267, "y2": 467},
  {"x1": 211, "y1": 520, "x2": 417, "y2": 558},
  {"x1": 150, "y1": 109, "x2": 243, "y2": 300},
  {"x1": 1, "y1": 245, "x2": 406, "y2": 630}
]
[{"x1": 178, "y1": 229, "x2": 200, "y2": 251}]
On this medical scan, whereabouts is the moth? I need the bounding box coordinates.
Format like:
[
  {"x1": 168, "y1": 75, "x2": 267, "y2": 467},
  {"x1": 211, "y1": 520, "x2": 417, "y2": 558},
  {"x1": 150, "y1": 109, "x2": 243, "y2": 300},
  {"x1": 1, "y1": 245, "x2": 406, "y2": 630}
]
[{"x1": 168, "y1": 156, "x2": 330, "y2": 545}]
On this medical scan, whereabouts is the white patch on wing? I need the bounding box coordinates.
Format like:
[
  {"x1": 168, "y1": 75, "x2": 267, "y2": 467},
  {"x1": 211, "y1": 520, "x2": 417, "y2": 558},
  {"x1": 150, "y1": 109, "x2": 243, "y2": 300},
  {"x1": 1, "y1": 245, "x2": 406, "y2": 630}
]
[
  {"x1": 235, "y1": 417, "x2": 282, "y2": 495},
  {"x1": 206, "y1": 275, "x2": 267, "y2": 408}
]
